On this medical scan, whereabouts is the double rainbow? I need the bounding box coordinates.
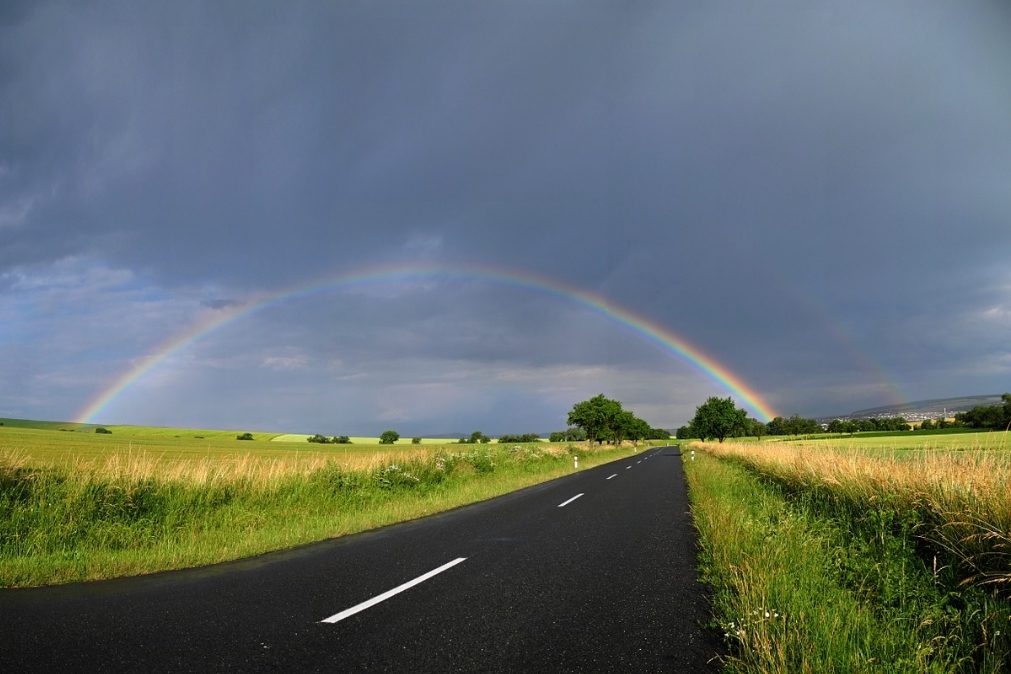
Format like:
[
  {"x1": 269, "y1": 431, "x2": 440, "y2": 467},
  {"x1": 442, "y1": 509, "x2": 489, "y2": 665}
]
[{"x1": 75, "y1": 262, "x2": 777, "y2": 423}]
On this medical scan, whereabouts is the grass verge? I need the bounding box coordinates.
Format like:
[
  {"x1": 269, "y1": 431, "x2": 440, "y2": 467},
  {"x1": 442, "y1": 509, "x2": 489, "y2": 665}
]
[
  {"x1": 684, "y1": 450, "x2": 1011, "y2": 672},
  {"x1": 0, "y1": 442, "x2": 639, "y2": 587}
]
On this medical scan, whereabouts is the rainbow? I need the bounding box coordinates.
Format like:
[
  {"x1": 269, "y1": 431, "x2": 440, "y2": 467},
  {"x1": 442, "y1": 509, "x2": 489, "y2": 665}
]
[{"x1": 74, "y1": 262, "x2": 778, "y2": 423}]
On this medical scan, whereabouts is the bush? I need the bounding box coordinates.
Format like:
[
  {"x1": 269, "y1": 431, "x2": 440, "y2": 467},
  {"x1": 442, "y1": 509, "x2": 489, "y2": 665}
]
[
  {"x1": 95, "y1": 427, "x2": 112, "y2": 434},
  {"x1": 549, "y1": 428, "x2": 586, "y2": 442},
  {"x1": 411, "y1": 437, "x2": 422, "y2": 444},
  {"x1": 333, "y1": 436, "x2": 351, "y2": 444},
  {"x1": 498, "y1": 433, "x2": 541, "y2": 443},
  {"x1": 379, "y1": 430, "x2": 399, "y2": 444},
  {"x1": 307, "y1": 434, "x2": 330, "y2": 444},
  {"x1": 236, "y1": 432, "x2": 254, "y2": 441}
]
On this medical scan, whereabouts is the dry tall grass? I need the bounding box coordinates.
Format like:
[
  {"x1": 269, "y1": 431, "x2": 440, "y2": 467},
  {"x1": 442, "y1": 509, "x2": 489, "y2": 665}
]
[
  {"x1": 1, "y1": 445, "x2": 568, "y2": 486},
  {"x1": 697, "y1": 442, "x2": 1011, "y2": 593}
]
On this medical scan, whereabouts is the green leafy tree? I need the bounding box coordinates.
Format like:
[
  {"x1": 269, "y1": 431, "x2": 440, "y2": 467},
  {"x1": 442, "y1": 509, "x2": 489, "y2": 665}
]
[
  {"x1": 411, "y1": 437, "x2": 422, "y2": 444},
  {"x1": 647, "y1": 427, "x2": 671, "y2": 440},
  {"x1": 379, "y1": 430, "x2": 400, "y2": 444},
  {"x1": 743, "y1": 418, "x2": 766, "y2": 440},
  {"x1": 549, "y1": 428, "x2": 586, "y2": 442},
  {"x1": 567, "y1": 394, "x2": 623, "y2": 446},
  {"x1": 499, "y1": 433, "x2": 542, "y2": 443},
  {"x1": 236, "y1": 432, "x2": 254, "y2": 440},
  {"x1": 690, "y1": 396, "x2": 746, "y2": 443},
  {"x1": 469, "y1": 431, "x2": 490, "y2": 444},
  {"x1": 333, "y1": 435, "x2": 352, "y2": 444},
  {"x1": 618, "y1": 414, "x2": 651, "y2": 445}
]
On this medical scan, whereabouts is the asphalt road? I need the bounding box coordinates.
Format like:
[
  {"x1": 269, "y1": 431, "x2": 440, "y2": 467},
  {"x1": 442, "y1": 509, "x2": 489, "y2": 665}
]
[{"x1": 0, "y1": 446, "x2": 722, "y2": 672}]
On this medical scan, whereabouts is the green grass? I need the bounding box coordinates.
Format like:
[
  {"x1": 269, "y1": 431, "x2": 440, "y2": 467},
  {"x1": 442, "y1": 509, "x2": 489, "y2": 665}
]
[
  {"x1": 270, "y1": 434, "x2": 469, "y2": 445},
  {"x1": 0, "y1": 431, "x2": 641, "y2": 587},
  {"x1": 776, "y1": 429, "x2": 1010, "y2": 452},
  {"x1": 685, "y1": 451, "x2": 1011, "y2": 672}
]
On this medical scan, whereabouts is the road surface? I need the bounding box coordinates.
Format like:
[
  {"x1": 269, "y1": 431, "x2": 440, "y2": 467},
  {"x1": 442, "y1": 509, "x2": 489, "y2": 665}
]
[{"x1": 0, "y1": 446, "x2": 722, "y2": 672}]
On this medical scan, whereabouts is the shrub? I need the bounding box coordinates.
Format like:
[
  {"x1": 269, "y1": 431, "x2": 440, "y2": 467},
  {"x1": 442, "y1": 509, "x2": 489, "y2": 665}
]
[
  {"x1": 411, "y1": 437, "x2": 422, "y2": 444},
  {"x1": 498, "y1": 433, "x2": 541, "y2": 443},
  {"x1": 95, "y1": 427, "x2": 112, "y2": 434},
  {"x1": 332, "y1": 436, "x2": 351, "y2": 444},
  {"x1": 236, "y1": 432, "x2": 254, "y2": 441},
  {"x1": 307, "y1": 434, "x2": 330, "y2": 444}
]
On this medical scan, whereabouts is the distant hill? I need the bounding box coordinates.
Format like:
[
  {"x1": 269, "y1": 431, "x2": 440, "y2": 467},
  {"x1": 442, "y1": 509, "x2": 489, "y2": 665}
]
[
  {"x1": 842, "y1": 394, "x2": 1004, "y2": 420},
  {"x1": 0, "y1": 417, "x2": 98, "y2": 432}
]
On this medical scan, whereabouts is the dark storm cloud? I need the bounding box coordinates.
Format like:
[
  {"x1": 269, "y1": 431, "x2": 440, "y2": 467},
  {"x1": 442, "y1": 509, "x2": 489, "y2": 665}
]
[{"x1": 3, "y1": 1, "x2": 1011, "y2": 428}]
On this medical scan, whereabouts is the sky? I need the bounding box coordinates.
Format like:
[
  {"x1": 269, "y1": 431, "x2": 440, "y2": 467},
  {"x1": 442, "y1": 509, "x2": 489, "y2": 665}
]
[{"x1": 2, "y1": 1, "x2": 1010, "y2": 435}]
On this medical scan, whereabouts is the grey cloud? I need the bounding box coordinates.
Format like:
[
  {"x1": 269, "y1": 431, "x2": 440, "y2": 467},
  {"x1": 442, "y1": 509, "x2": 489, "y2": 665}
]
[{"x1": 4, "y1": 1, "x2": 1011, "y2": 429}]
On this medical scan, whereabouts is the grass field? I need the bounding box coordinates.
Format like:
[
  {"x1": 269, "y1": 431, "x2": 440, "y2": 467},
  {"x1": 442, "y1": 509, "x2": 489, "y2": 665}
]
[
  {"x1": 687, "y1": 436, "x2": 1011, "y2": 671},
  {"x1": 0, "y1": 419, "x2": 652, "y2": 587},
  {"x1": 270, "y1": 433, "x2": 477, "y2": 445},
  {"x1": 766, "y1": 429, "x2": 1010, "y2": 452},
  {"x1": 0, "y1": 423, "x2": 497, "y2": 468}
]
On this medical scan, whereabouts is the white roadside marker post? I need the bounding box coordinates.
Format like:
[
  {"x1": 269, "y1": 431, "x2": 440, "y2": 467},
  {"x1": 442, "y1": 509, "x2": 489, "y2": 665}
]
[
  {"x1": 574, "y1": 455, "x2": 579, "y2": 469},
  {"x1": 691, "y1": 449, "x2": 695, "y2": 461}
]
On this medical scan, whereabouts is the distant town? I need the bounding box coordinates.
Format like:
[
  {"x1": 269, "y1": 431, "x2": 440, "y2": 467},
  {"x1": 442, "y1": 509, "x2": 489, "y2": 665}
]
[{"x1": 818, "y1": 394, "x2": 1004, "y2": 424}]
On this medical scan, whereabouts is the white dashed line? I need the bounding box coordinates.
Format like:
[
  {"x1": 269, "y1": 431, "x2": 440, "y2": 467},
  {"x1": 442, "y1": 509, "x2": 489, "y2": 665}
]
[
  {"x1": 321, "y1": 557, "x2": 467, "y2": 624},
  {"x1": 557, "y1": 493, "x2": 584, "y2": 508},
  {"x1": 606, "y1": 474, "x2": 617, "y2": 480},
  {"x1": 625, "y1": 466, "x2": 632, "y2": 470}
]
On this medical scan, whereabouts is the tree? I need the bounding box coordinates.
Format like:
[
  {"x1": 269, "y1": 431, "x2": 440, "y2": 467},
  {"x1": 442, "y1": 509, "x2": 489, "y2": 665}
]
[
  {"x1": 567, "y1": 394, "x2": 623, "y2": 446},
  {"x1": 499, "y1": 433, "x2": 541, "y2": 443},
  {"x1": 690, "y1": 396, "x2": 746, "y2": 443},
  {"x1": 549, "y1": 428, "x2": 586, "y2": 442},
  {"x1": 379, "y1": 430, "x2": 399, "y2": 444},
  {"x1": 742, "y1": 417, "x2": 766, "y2": 440},
  {"x1": 95, "y1": 427, "x2": 112, "y2": 434},
  {"x1": 956, "y1": 396, "x2": 1011, "y2": 431},
  {"x1": 333, "y1": 435, "x2": 351, "y2": 444},
  {"x1": 469, "y1": 431, "x2": 490, "y2": 444},
  {"x1": 630, "y1": 417, "x2": 652, "y2": 444},
  {"x1": 307, "y1": 434, "x2": 330, "y2": 444},
  {"x1": 767, "y1": 414, "x2": 821, "y2": 436},
  {"x1": 411, "y1": 437, "x2": 422, "y2": 444},
  {"x1": 647, "y1": 427, "x2": 671, "y2": 440},
  {"x1": 236, "y1": 432, "x2": 254, "y2": 440}
]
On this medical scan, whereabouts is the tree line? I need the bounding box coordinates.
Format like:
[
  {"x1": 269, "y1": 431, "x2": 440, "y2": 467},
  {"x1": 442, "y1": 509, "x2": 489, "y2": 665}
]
[
  {"x1": 564, "y1": 394, "x2": 671, "y2": 445},
  {"x1": 307, "y1": 434, "x2": 353, "y2": 444},
  {"x1": 825, "y1": 417, "x2": 913, "y2": 434},
  {"x1": 954, "y1": 394, "x2": 1011, "y2": 430},
  {"x1": 675, "y1": 396, "x2": 918, "y2": 442}
]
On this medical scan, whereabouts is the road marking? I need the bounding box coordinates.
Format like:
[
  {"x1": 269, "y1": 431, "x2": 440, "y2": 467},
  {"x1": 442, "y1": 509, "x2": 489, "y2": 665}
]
[
  {"x1": 321, "y1": 557, "x2": 467, "y2": 624},
  {"x1": 557, "y1": 493, "x2": 584, "y2": 508},
  {"x1": 606, "y1": 474, "x2": 617, "y2": 480},
  {"x1": 625, "y1": 466, "x2": 632, "y2": 470},
  {"x1": 636, "y1": 460, "x2": 641, "y2": 464}
]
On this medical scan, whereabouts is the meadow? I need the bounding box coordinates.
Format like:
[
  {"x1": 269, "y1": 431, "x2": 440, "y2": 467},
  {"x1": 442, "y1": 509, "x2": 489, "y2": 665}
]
[
  {"x1": 764, "y1": 428, "x2": 1010, "y2": 453},
  {"x1": 271, "y1": 433, "x2": 479, "y2": 444},
  {"x1": 0, "y1": 421, "x2": 645, "y2": 587},
  {"x1": 686, "y1": 431, "x2": 1011, "y2": 672}
]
